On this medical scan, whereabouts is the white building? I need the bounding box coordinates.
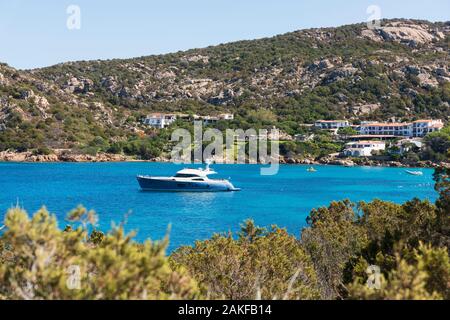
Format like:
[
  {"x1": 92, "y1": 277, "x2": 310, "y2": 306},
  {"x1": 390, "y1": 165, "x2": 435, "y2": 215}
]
[
  {"x1": 194, "y1": 113, "x2": 234, "y2": 125},
  {"x1": 411, "y1": 120, "x2": 444, "y2": 137},
  {"x1": 294, "y1": 133, "x2": 315, "y2": 142},
  {"x1": 343, "y1": 141, "x2": 386, "y2": 157},
  {"x1": 219, "y1": 113, "x2": 234, "y2": 120},
  {"x1": 394, "y1": 139, "x2": 423, "y2": 155},
  {"x1": 194, "y1": 115, "x2": 220, "y2": 125},
  {"x1": 314, "y1": 120, "x2": 350, "y2": 130},
  {"x1": 358, "y1": 119, "x2": 443, "y2": 138},
  {"x1": 143, "y1": 113, "x2": 177, "y2": 129}
]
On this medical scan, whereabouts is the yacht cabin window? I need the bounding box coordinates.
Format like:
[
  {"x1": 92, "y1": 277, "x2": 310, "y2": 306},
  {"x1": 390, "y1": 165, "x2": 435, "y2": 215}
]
[{"x1": 175, "y1": 173, "x2": 200, "y2": 178}]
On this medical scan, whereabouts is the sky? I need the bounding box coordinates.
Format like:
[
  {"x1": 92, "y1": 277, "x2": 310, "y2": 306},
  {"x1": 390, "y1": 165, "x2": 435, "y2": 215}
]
[{"x1": 0, "y1": 0, "x2": 449, "y2": 70}]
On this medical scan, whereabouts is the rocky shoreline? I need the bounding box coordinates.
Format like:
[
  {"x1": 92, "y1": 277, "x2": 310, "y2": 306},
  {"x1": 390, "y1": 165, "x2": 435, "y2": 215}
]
[
  {"x1": 0, "y1": 150, "x2": 447, "y2": 168},
  {"x1": 0, "y1": 150, "x2": 132, "y2": 163},
  {"x1": 280, "y1": 156, "x2": 448, "y2": 169}
]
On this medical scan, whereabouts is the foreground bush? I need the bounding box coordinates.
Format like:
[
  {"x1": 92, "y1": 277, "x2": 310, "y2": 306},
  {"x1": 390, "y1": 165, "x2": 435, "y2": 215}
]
[
  {"x1": 171, "y1": 220, "x2": 320, "y2": 299},
  {"x1": 348, "y1": 243, "x2": 449, "y2": 300},
  {"x1": 0, "y1": 207, "x2": 199, "y2": 300},
  {"x1": 300, "y1": 167, "x2": 450, "y2": 300}
]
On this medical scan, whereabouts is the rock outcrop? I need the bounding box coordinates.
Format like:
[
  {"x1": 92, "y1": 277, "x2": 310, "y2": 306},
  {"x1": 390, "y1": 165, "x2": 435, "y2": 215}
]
[
  {"x1": 0, "y1": 151, "x2": 129, "y2": 162},
  {"x1": 361, "y1": 20, "x2": 445, "y2": 47}
]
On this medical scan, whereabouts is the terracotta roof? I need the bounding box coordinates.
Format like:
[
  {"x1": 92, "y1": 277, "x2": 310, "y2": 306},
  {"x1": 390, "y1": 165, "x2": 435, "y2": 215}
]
[
  {"x1": 347, "y1": 140, "x2": 386, "y2": 145},
  {"x1": 316, "y1": 120, "x2": 348, "y2": 123},
  {"x1": 413, "y1": 119, "x2": 436, "y2": 123},
  {"x1": 349, "y1": 135, "x2": 398, "y2": 138},
  {"x1": 147, "y1": 113, "x2": 176, "y2": 117},
  {"x1": 360, "y1": 123, "x2": 408, "y2": 127}
]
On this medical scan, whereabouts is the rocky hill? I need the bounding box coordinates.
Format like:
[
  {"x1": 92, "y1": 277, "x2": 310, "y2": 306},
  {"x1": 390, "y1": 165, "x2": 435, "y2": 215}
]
[{"x1": 0, "y1": 19, "x2": 449, "y2": 154}]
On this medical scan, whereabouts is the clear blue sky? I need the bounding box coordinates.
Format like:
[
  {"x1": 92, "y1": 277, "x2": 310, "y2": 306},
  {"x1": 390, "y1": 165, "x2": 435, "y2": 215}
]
[{"x1": 1, "y1": 0, "x2": 449, "y2": 69}]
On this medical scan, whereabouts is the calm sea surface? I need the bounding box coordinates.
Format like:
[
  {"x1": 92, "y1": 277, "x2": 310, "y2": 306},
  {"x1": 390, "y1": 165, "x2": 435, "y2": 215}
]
[{"x1": 0, "y1": 162, "x2": 437, "y2": 251}]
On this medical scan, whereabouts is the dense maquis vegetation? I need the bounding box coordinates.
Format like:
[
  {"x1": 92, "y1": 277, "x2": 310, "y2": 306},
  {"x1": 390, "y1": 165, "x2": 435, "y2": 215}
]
[
  {"x1": 0, "y1": 206, "x2": 200, "y2": 299},
  {"x1": 0, "y1": 19, "x2": 449, "y2": 156},
  {"x1": 422, "y1": 125, "x2": 450, "y2": 162},
  {"x1": 0, "y1": 167, "x2": 449, "y2": 300}
]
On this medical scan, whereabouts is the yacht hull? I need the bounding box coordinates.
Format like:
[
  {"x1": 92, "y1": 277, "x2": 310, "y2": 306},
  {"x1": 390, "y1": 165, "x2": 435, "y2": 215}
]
[{"x1": 137, "y1": 176, "x2": 240, "y2": 192}]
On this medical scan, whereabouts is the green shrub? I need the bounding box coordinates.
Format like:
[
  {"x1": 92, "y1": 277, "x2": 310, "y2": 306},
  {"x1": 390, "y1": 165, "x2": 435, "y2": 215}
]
[{"x1": 0, "y1": 207, "x2": 199, "y2": 300}]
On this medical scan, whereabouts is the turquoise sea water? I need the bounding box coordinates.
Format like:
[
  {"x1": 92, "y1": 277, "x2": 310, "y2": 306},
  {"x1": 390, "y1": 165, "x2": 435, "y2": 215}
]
[{"x1": 0, "y1": 162, "x2": 437, "y2": 251}]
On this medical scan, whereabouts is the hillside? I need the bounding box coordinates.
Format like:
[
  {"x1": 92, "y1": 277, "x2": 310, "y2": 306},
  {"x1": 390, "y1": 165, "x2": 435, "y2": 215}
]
[{"x1": 0, "y1": 19, "x2": 449, "y2": 156}]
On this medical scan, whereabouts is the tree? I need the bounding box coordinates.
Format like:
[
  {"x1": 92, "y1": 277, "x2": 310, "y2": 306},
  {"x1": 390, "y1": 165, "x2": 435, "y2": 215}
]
[
  {"x1": 422, "y1": 126, "x2": 450, "y2": 161},
  {"x1": 301, "y1": 201, "x2": 368, "y2": 299},
  {"x1": 171, "y1": 220, "x2": 320, "y2": 300},
  {"x1": 0, "y1": 207, "x2": 199, "y2": 300},
  {"x1": 433, "y1": 166, "x2": 450, "y2": 249},
  {"x1": 337, "y1": 127, "x2": 357, "y2": 138},
  {"x1": 348, "y1": 243, "x2": 449, "y2": 300}
]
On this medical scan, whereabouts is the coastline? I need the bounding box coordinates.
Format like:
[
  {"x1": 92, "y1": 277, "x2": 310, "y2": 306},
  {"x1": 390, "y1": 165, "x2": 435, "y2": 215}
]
[
  {"x1": 0, "y1": 150, "x2": 447, "y2": 169},
  {"x1": 0, "y1": 150, "x2": 147, "y2": 163},
  {"x1": 280, "y1": 157, "x2": 448, "y2": 169}
]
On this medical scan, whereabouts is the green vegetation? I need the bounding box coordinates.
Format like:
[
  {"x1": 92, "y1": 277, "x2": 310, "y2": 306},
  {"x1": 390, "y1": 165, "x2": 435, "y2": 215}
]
[
  {"x1": 0, "y1": 206, "x2": 199, "y2": 299},
  {"x1": 171, "y1": 221, "x2": 320, "y2": 300},
  {"x1": 385, "y1": 125, "x2": 450, "y2": 164},
  {"x1": 337, "y1": 127, "x2": 358, "y2": 137},
  {"x1": 280, "y1": 131, "x2": 343, "y2": 159},
  {"x1": 0, "y1": 19, "x2": 448, "y2": 156},
  {"x1": 1, "y1": 167, "x2": 449, "y2": 300},
  {"x1": 422, "y1": 125, "x2": 450, "y2": 162}
]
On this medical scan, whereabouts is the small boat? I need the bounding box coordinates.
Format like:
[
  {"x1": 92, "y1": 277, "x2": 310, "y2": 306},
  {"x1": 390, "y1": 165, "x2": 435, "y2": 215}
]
[
  {"x1": 307, "y1": 167, "x2": 317, "y2": 172},
  {"x1": 405, "y1": 170, "x2": 423, "y2": 176},
  {"x1": 137, "y1": 162, "x2": 240, "y2": 192},
  {"x1": 344, "y1": 162, "x2": 355, "y2": 167}
]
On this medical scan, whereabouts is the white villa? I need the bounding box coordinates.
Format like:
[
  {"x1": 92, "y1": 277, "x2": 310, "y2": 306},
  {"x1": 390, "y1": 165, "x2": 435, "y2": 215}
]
[
  {"x1": 219, "y1": 113, "x2": 234, "y2": 120},
  {"x1": 312, "y1": 119, "x2": 444, "y2": 138},
  {"x1": 194, "y1": 113, "x2": 234, "y2": 125},
  {"x1": 393, "y1": 138, "x2": 423, "y2": 155},
  {"x1": 143, "y1": 112, "x2": 234, "y2": 128},
  {"x1": 314, "y1": 120, "x2": 350, "y2": 130},
  {"x1": 358, "y1": 120, "x2": 443, "y2": 138},
  {"x1": 143, "y1": 113, "x2": 177, "y2": 129},
  {"x1": 343, "y1": 140, "x2": 386, "y2": 157}
]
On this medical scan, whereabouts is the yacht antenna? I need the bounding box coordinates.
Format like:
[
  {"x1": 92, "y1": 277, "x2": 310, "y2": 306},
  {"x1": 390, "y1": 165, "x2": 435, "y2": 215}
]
[{"x1": 205, "y1": 159, "x2": 213, "y2": 171}]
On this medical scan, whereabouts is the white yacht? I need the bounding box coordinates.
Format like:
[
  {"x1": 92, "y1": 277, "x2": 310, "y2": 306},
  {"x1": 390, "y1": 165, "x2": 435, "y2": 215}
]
[{"x1": 137, "y1": 163, "x2": 240, "y2": 192}]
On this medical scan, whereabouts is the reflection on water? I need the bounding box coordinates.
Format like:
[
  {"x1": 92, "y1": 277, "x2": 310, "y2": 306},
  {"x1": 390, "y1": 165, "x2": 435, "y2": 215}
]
[
  {"x1": 179, "y1": 192, "x2": 218, "y2": 204},
  {"x1": 139, "y1": 190, "x2": 234, "y2": 206}
]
